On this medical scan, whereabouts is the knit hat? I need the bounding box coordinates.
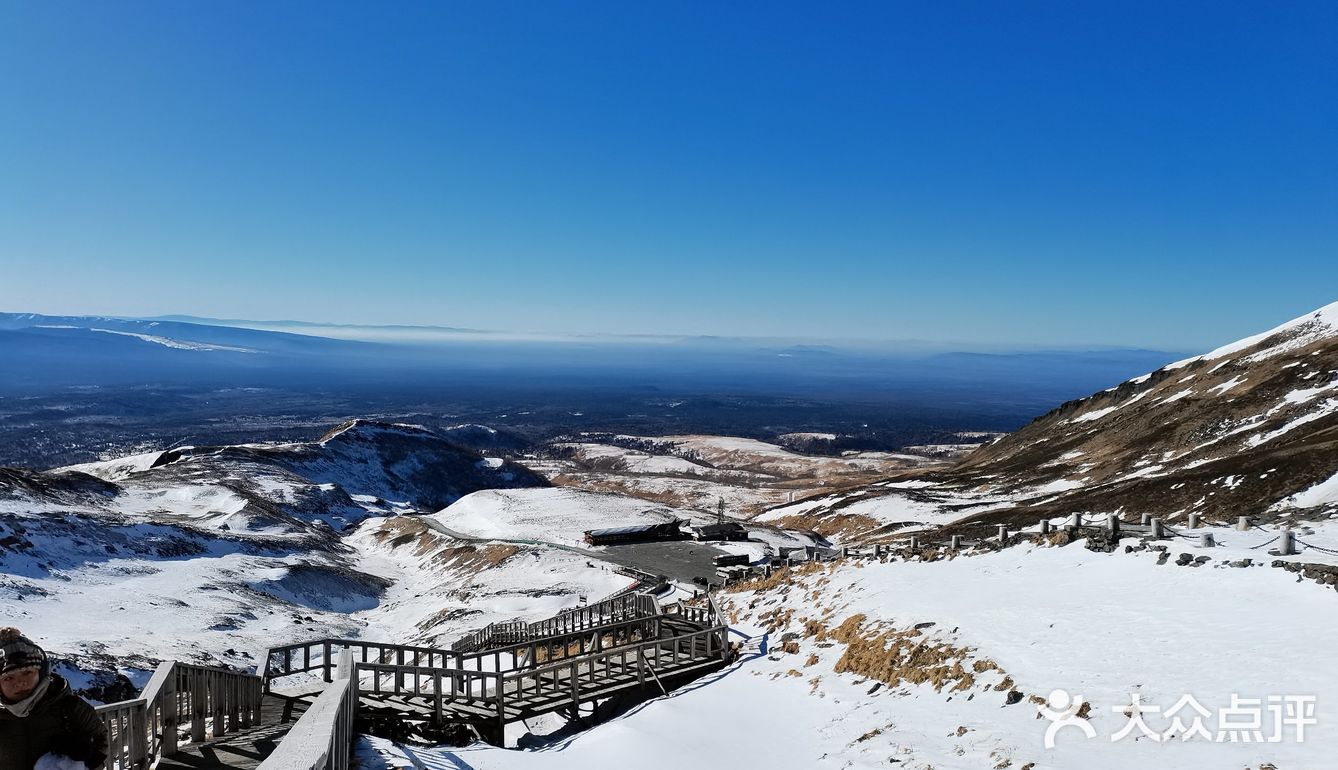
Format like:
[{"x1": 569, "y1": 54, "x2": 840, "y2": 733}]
[{"x1": 0, "y1": 627, "x2": 48, "y2": 676}]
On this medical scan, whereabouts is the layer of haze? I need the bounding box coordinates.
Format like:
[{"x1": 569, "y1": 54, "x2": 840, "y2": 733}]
[{"x1": 2, "y1": 1, "x2": 1335, "y2": 350}]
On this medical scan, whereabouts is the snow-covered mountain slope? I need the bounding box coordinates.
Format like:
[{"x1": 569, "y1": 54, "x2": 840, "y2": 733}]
[
  {"x1": 527, "y1": 433, "x2": 942, "y2": 519},
  {"x1": 362, "y1": 524, "x2": 1338, "y2": 770},
  {"x1": 761, "y1": 302, "x2": 1338, "y2": 538},
  {"x1": 433, "y1": 488, "x2": 711, "y2": 547},
  {"x1": 49, "y1": 419, "x2": 546, "y2": 536},
  {"x1": 0, "y1": 422, "x2": 607, "y2": 692},
  {"x1": 944, "y1": 301, "x2": 1338, "y2": 526}
]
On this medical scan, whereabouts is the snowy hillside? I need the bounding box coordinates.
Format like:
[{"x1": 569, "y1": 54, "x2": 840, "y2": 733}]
[
  {"x1": 0, "y1": 420, "x2": 568, "y2": 685},
  {"x1": 528, "y1": 433, "x2": 942, "y2": 519},
  {"x1": 359, "y1": 520, "x2": 1338, "y2": 770},
  {"x1": 763, "y1": 301, "x2": 1338, "y2": 539},
  {"x1": 433, "y1": 488, "x2": 711, "y2": 547},
  {"x1": 946, "y1": 300, "x2": 1338, "y2": 526}
]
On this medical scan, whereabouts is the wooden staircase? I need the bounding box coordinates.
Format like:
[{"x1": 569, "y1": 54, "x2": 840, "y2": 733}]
[{"x1": 96, "y1": 594, "x2": 731, "y2": 770}]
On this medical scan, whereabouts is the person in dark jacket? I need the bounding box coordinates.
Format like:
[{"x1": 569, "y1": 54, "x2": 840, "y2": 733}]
[{"x1": 0, "y1": 628, "x2": 108, "y2": 770}]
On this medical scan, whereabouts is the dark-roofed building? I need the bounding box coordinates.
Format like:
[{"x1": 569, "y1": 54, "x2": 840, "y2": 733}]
[
  {"x1": 691, "y1": 522, "x2": 748, "y2": 542},
  {"x1": 583, "y1": 521, "x2": 683, "y2": 546}
]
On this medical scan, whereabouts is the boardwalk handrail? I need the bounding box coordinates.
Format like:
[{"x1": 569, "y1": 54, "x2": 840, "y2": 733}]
[
  {"x1": 469, "y1": 614, "x2": 660, "y2": 668},
  {"x1": 503, "y1": 625, "x2": 725, "y2": 692},
  {"x1": 265, "y1": 612, "x2": 663, "y2": 694},
  {"x1": 257, "y1": 649, "x2": 357, "y2": 770},
  {"x1": 451, "y1": 593, "x2": 658, "y2": 653},
  {"x1": 336, "y1": 623, "x2": 727, "y2": 745},
  {"x1": 258, "y1": 593, "x2": 731, "y2": 757},
  {"x1": 262, "y1": 638, "x2": 459, "y2": 689},
  {"x1": 96, "y1": 660, "x2": 263, "y2": 770}
]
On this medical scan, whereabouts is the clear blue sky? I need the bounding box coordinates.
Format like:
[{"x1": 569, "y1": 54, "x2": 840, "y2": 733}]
[{"x1": 2, "y1": 1, "x2": 1334, "y2": 350}]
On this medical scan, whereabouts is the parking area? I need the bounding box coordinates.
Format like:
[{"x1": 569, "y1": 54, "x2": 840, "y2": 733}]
[{"x1": 597, "y1": 540, "x2": 732, "y2": 584}]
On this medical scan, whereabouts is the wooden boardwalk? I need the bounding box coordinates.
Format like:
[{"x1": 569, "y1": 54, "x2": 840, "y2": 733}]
[
  {"x1": 155, "y1": 696, "x2": 306, "y2": 770},
  {"x1": 101, "y1": 592, "x2": 732, "y2": 770},
  {"x1": 262, "y1": 596, "x2": 731, "y2": 744}
]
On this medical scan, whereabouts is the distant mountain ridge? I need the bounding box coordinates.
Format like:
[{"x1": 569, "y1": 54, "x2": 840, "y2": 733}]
[{"x1": 0, "y1": 419, "x2": 546, "y2": 550}]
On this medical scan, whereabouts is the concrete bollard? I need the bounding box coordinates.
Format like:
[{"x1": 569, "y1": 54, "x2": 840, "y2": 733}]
[
  {"x1": 997, "y1": 524, "x2": 1008, "y2": 543},
  {"x1": 1188, "y1": 513, "x2": 1200, "y2": 529},
  {"x1": 874, "y1": 544, "x2": 884, "y2": 558},
  {"x1": 909, "y1": 537, "x2": 920, "y2": 550},
  {"x1": 1107, "y1": 514, "x2": 1120, "y2": 533},
  {"x1": 1140, "y1": 513, "x2": 1150, "y2": 526},
  {"x1": 1280, "y1": 530, "x2": 1296, "y2": 556},
  {"x1": 1069, "y1": 513, "x2": 1083, "y2": 529},
  {"x1": 1039, "y1": 519, "x2": 1052, "y2": 535},
  {"x1": 1150, "y1": 518, "x2": 1164, "y2": 538},
  {"x1": 1237, "y1": 516, "x2": 1250, "y2": 531},
  {"x1": 1199, "y1": 532, "x2": 1215, "y2": 548},
  {"x1": 950, "y1": 535, "x2": 962, "y2": 550}
]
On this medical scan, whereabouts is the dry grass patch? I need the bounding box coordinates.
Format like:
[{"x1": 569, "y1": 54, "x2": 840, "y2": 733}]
[
  {"x1": 433, "y1": 543, "x2": 520, "y2": 571},
  {"x1": 833, "y1": 626, "x2": 985, "y2": 693},
  {"x1": 728, "y1": 560, "x2": 827, "y2": 593}
]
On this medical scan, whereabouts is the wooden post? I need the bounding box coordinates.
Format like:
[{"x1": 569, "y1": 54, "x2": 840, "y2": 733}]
[
  {"x1": 191, "y1": 671, "x2": 206, "y2": 743},
  {"x1": 228, "y1": 676, "x2": 240, "y2": 733},
  {"x1": 1200, "y1": 532, "x2": 1215, "y2": 548},
  {"x1": 323, "y1": 641, "x2": 333, "y2": 682},
  {"x1": 1150, "y1": 518, "x2": 1164, "y2": 538},
  {"x1": 996, "y1": 524, "x2": 1007, "y2": 544},
  {"x1": 909, "y1": 536, "x2": 920, "y2": 550},
  {"x1": 1039, "y1": 519, "x2": 1052, "y2": 535},
  {"x1": 1188, "y1": 513, "x2": 1200, "y2": 529},
  {"x1": 950, "y1": 535, "x2": 962, "y2": 550},
  {"x1": 128, "y1": 708, "x2": 147, "y2": 769},
  {"x1": 1069, "y1": 513, "x2": 1082, "y2": 529},
  {"x1": 212, "y1": 670, "x2": 225, "y2": 738},
  {"x1": 1237, "y1": 516, "x2": 1250, "y2": 531},
  {"x1": 161, "y1": 669, "x2": 179, "y2": 756},
  {"x1": 1107, "y1": 514, "x2": 1120, "y2": 534},
  {"x1": 495, "y1": 674, "x2": 507, "y2": 748}
]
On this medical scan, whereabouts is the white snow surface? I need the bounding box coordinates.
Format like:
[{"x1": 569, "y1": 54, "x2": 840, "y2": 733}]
[
  {"x1": 433, "y1": 488, "x2": 714, "y2": 547},
  {"x1": 1280, "y1": 469, "x2": 1338, "y2": 509},
  {"x1": 1166, "y1": 300, "x2": 1338, "y2": 370},
  {"x1": 359, "y1": 527, "x2": 1338, "y2": 769}
]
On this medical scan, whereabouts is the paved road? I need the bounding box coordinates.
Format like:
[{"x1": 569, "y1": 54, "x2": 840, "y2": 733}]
[
  {"x1": 597, "y1": 541, "x2": 729, "y2": 583},
  {"x1": 419, "y1": 518, "x2": 727, "y2": 584}
]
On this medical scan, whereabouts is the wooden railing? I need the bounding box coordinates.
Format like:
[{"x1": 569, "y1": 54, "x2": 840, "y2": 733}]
[
  {"x1": 257, "y1": 649, "x2": 357, "y2": 770},
  {"x1": 254, "y1": 591, "x2": 729, "y2": 766},
  {"x1": 265, "y1": 613, "x2": 661, "y2": 696},
  {"x1": 532, "y1": 594, "x2": 657, "y2": 636},
  {"x1": 96, "y1": 661, "x2": 262, "y2": 770},
  {"x1": 501, "y1": 626, "x2": 726, "y2": 704},
  {"x1": 452, "y1": 593, "x2": 658, "y2": 653},
  {"x1": 473, "y1": 615, "x2": 661, "y2": 671},
  {"x1": 356, "y1": 661, "x2": 504, "y2": 726},
  {"x1": 451, "y1": 620, "x2": 528, "y2": 653},
  {"x1": 262, "y1": 639, "x2": 457, "y2": 690}
]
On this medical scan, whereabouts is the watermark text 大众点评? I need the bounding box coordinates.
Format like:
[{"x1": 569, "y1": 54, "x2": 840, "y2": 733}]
[{"x1": 1038, "y1": 689, "x2": 1317, "y2": 748}]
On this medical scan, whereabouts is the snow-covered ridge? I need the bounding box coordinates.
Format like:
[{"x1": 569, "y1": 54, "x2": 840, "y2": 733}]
[
  {"x1": 865, "y1": 301, "x2": 1338, "y2": 531},
  {"x1": 1167, "y1": 300, "x2": 1338, "y2": 370}
]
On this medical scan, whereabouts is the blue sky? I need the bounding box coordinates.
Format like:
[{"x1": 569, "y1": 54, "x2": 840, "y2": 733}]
[{"x1": 2, "y1": 1, "x2": 1334, "y2": 350}]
